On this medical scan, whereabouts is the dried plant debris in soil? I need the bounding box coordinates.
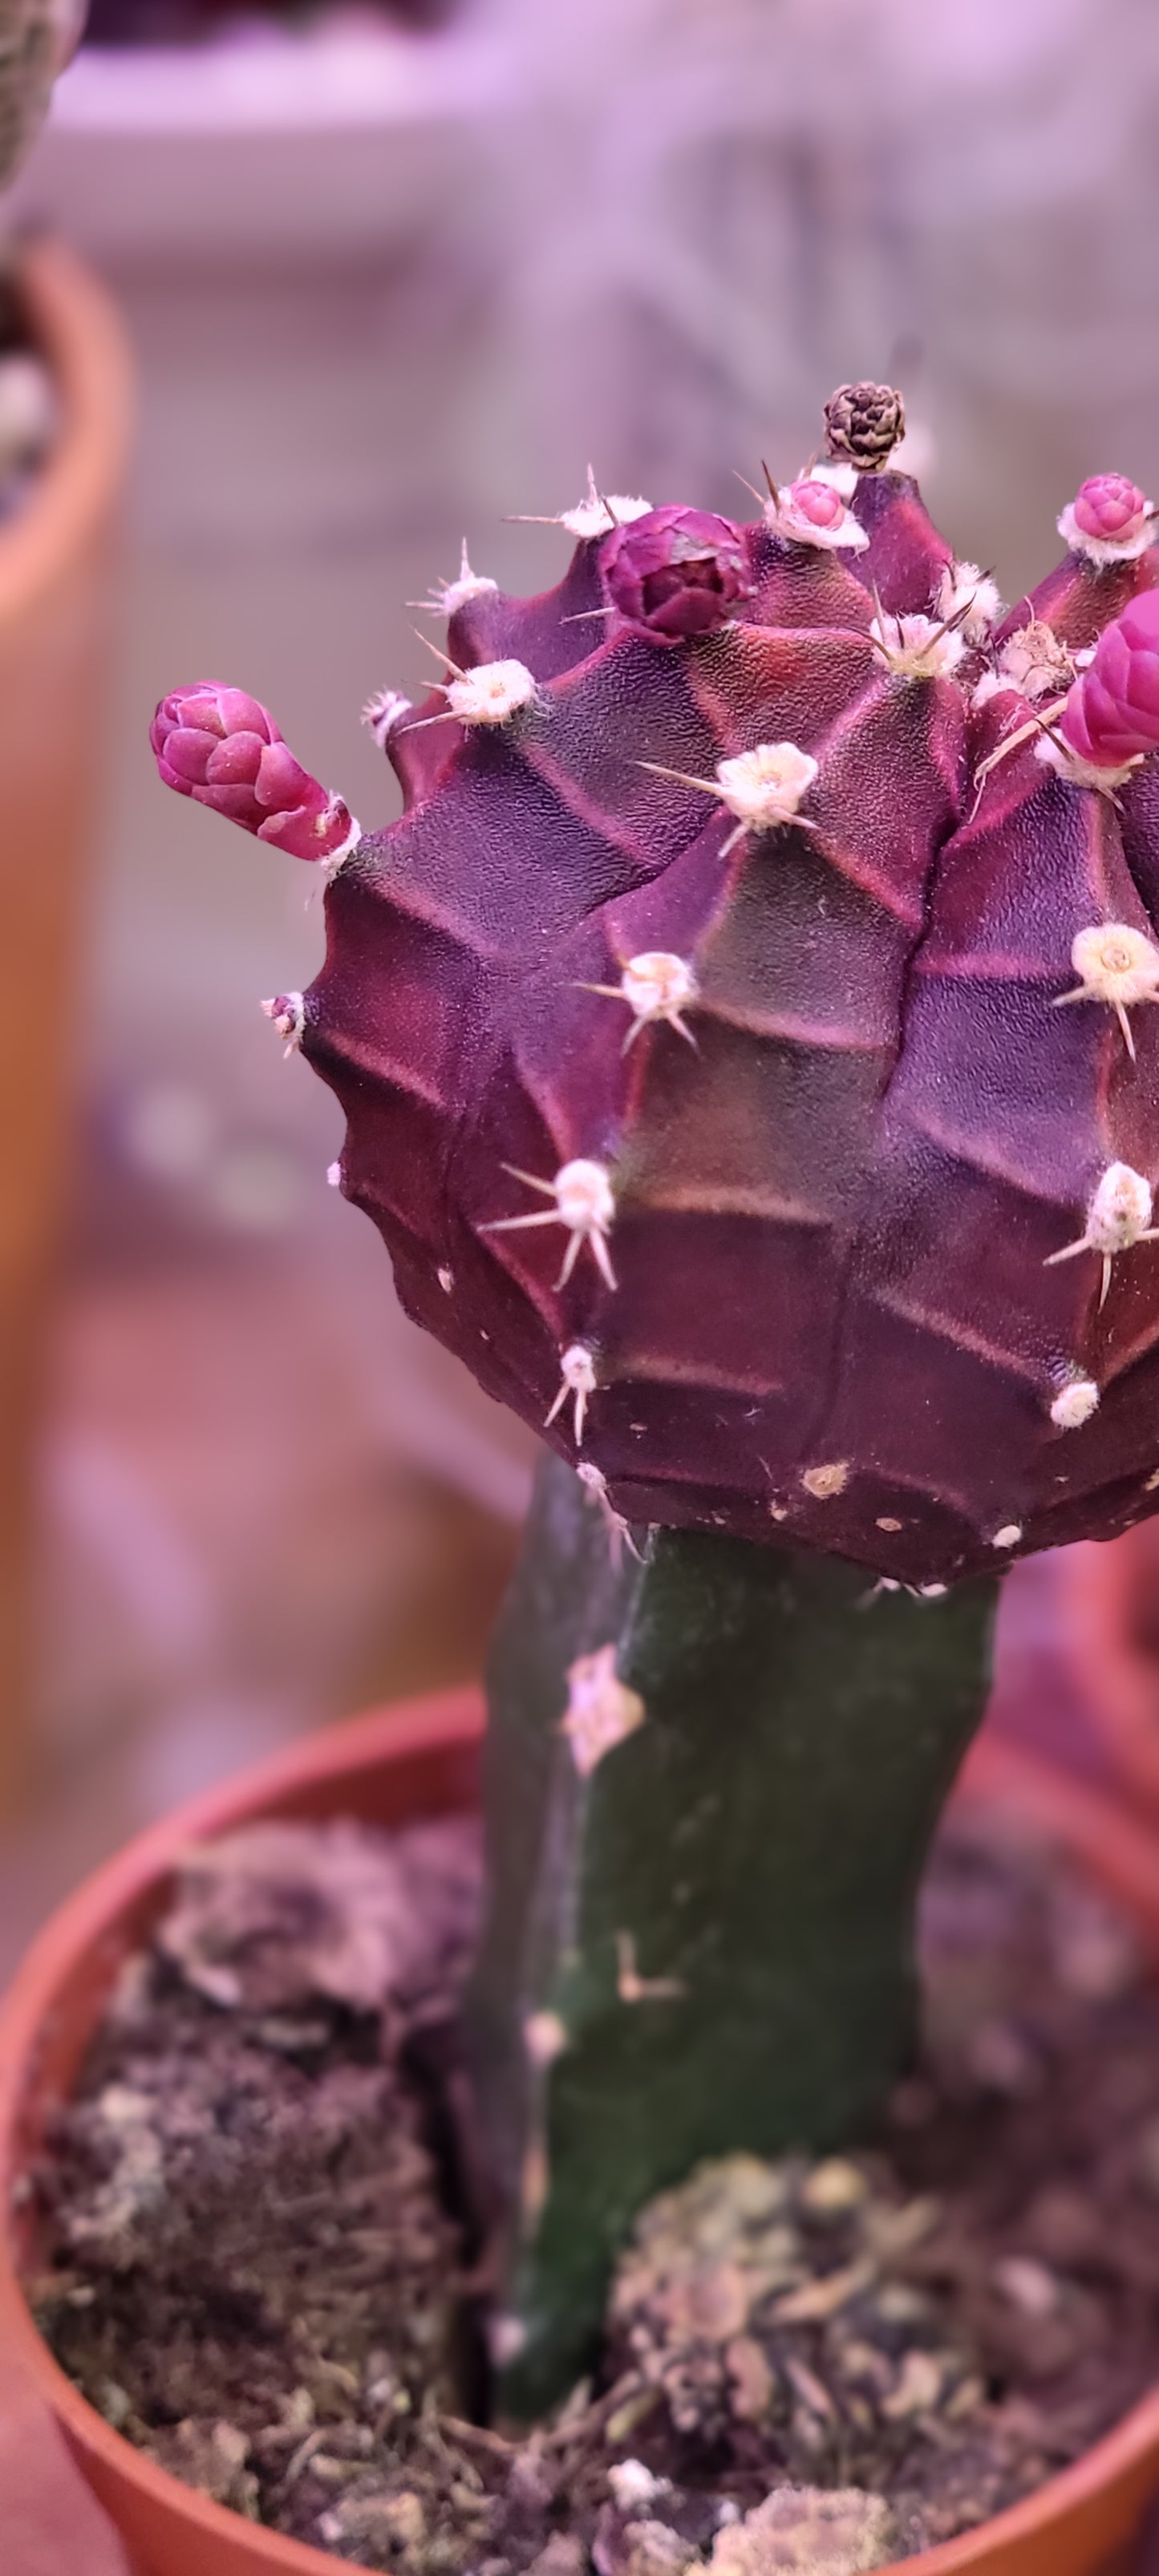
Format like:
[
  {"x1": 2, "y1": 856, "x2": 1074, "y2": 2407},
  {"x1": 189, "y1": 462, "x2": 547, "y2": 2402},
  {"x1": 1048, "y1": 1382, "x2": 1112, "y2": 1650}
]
[{"x1": 28, "y1": 1807, "x2": 1159, "y2": 2568}]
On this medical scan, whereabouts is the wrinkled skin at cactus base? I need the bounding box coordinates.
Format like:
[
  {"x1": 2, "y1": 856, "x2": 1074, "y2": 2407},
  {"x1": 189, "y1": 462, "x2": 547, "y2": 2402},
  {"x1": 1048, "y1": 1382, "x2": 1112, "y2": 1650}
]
[{"x1": 164, "y1": 436, "x2": 1159, "y2": 1592}]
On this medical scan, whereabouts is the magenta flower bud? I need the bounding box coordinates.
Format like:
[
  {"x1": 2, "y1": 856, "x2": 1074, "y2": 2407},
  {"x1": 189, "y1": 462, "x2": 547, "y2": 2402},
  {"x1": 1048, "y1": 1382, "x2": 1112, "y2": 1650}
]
[
  {"x1": 150, "y1": 682, "x2": 357, "y2": 866},
  {"x1": 601, "y1": 506, "x2": 750, "y2": 643},
  {"x1": 1060, "y1": 590, "x2": 1159, "y2": 767},
  {"x1": 1072, "y1": 473, "x2": 1148, "y2": 541},
  {"x1": 785, "y1": 477, "x2": 845, "y2": 532}
]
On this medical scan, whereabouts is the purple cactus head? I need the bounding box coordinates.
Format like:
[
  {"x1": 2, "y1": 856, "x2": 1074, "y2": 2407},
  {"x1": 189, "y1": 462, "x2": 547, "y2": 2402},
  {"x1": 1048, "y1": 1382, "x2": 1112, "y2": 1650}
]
[
  {"x1": 152, "y1": 394, "x2": 1159, "y2": 1589},
  {"x1": 601, "y1": 506, "x2": 750, "y2": 643},
  {"x1": 149, "y1": 683, "x2": 357, "y2": 867}
]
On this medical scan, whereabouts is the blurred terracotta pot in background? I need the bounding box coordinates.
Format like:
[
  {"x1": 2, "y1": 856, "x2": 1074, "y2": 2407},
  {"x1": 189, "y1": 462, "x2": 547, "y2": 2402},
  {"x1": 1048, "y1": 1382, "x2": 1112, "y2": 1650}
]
[
  {"x1": 1063, "y1": 1530, "x2": 1159, "y2": 1815},
  {"x1": 0, "y1": 233, "x2": 132, "y2": 1816}
]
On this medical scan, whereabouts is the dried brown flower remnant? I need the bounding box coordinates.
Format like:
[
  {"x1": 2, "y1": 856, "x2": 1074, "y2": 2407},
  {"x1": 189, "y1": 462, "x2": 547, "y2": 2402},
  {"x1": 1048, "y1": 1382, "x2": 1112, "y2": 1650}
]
[{"x1": 823, "y1": 382, "x2": 906, "y2": 471}]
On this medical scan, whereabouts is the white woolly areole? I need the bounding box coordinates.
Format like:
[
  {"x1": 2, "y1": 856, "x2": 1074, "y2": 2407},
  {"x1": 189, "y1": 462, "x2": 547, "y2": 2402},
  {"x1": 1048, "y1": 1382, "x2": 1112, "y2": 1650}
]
[
  {"x1": 1035, "y1": 732, "x2": 1142, "y2": 794},
  {"x1": 870, "y1": 612, "x2": 965, "y2": 680},
  {"x1": 361, "y1": 688, "x2": 412, "y2": 748},
  {"x1": 444, "y1": 658, "x2": 537, "y2": 726},
  {"x1": 561, "y1": 1643, "x2": 646, "y2": 1776},
  {"x1": 1045, "y1": 1159, "x2": 1159, "y2": 1304},
  {"x1": 1050, "y1": 1377, "x2": 1100, "y2": 1430},
  {"x1": 621, "y1": 951, "x2": 699, "y2": 1022},
  {"x1": 991, "y1": 1523, "x2": 1023, "y2": 1549},
  {"x1": 1058, "y1": 497, "x2": 1157, "y2": 566},
  {"x1": 419, "y1": 541, "x2": 498, "y2": 619},
  {"x1": 318, "y1": 813, "x2": 363, "y2": 879},
  {"x1": 715, "y1": 741, "x2": 819, "y2": 828},
  {"x1": 484, "y1": 1156, "x2": 617, "y2": 1288},
  {"x1": 1065, "y1": 923, "x2": 1159, "y2": 1009},
  {"x1": 767, "y1": 485, "x2": 868, "y2": 553},
  {"x1": 261, "y1": 992, "x2": 304, "y2": 1050},
  {"x1": 554, "y1": 1157, "x2": 614, "y2": 1236},
  {"x1": 804, "y1": 459, "x2": 858, "y2": 501},
  {"x1": 973, "y1": 619, "x2": 1073, "y2": 708},
  {"x1": 1086, "y1": 1162, "x2": 1154, "y2": 1253},
  {"x1": 559, "y1": 468, "x2": 652, "y2": 538},
  {"x1": 936, "y1": 559, "x2": 1002, "y2": 647}
]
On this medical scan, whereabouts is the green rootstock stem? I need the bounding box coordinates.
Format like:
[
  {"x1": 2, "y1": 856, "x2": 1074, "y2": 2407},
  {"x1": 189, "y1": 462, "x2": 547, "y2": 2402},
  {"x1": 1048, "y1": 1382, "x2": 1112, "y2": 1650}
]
[{"x1": 464, "y1": 1454, "x2": 997, "y2": 2418}]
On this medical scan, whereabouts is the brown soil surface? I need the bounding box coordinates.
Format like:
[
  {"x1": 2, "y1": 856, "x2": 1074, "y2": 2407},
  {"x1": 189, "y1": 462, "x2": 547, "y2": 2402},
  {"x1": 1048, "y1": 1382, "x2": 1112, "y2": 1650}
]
[{"x1": 26, "y1": 1803, "x2": 1159, "y2": 2569}]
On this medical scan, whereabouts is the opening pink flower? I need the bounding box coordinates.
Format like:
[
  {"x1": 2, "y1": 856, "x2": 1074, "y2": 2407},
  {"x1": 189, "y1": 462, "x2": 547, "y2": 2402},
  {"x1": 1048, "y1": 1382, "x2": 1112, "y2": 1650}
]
[{"x1": 1059, "y1": 590, "x2": 1159, "y2": 767}]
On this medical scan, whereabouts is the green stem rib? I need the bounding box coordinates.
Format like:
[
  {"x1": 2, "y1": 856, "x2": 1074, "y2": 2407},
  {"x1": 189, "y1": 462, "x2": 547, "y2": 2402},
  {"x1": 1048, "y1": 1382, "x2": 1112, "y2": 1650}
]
[{"x1": 464, "y1": 1454, "x2": 997, "y2": 2418}]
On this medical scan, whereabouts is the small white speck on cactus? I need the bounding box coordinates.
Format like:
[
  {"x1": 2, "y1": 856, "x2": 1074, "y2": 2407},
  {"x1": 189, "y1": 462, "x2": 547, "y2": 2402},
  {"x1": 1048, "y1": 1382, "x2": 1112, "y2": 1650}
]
[
  {"x1": 523, "y1": 2009, "x2": 568, "y2": 2067},
  {"x1": 437, "y1": 1266, "x2": 454, "y2": 1294},
  {"x1": 326, "y1": 1160, "x2": 342, "y2": 1188},
  {"x1": 410, "y1": 540, "x2": 499, "y2": 620},
  {"x1": 561, "y1": 1643, "x2": 646, "y2": 1777},
  {"x1": 869, "y1": 611, "x2": 965, "y2": 682},
  {"x1": 361, "y1": 688, "x2": 413, "y2": 750},
  {"x1": 800, "y1": 1461, "x2": 849, "y2": 1500},
  {"x1": 991, "y1": 1523, "x2": 1023, "y2": 1550},
  {"x1": 1045, "y1": 1160, "x2": 1159, "y2": 1306},
  {"x1": 1049, "y1": 1374, "x2": 1100, "y2": 1430},
  {"x1": 482, "y1": 1158, "x2": 617, "y2": 1289},
  {"x1": 545, "y1": 1341, "x2": 598, "y2": 1445},
  {"x1": 513, "y1": 465, "x2": 652, "y2": 542},
  {"x1": 935, "y1": 560, "x2": 1002, "y2": 647},
  {"x1": 1054, "y1": 921, "x2": 1159, "y2": 1059},
  {"x1": 261, "y1": 992, "x2": 304, "y2": 1054},
  {"x1": 876, "y1": 1515, "x2": 903, "y2": 1532}
]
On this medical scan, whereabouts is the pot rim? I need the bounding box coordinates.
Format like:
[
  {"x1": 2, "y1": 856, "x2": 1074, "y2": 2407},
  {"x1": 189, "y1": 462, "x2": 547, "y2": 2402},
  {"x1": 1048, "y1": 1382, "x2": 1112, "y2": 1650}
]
[{"x1": 2, "y1": 1685, "x2": 1159, "y2": 2576}]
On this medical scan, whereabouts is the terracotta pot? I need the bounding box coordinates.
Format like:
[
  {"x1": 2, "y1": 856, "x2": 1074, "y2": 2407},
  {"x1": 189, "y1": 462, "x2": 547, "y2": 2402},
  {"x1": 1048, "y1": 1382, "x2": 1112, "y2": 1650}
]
[
  {"x1": 2, "y1": 1686, "x2": 1159, "y2": 2576},
  {"x1": 1058, "y1": 1533, "x2": 1159, "y2": 1815},
  {"x1": 0, "y1": 232, "x2": 132, "y2": 1817}
]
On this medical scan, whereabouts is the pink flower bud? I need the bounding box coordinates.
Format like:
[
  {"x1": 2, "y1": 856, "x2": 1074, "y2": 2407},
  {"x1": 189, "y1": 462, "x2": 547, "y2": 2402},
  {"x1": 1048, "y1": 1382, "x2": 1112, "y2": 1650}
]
[
  {"x1": 150, "y1": 682, "x2": 357, "y2": 865},
  {"x1": 784, "y1": 477, "x2": 845, "y2": 532},
  {"x1": 1072, "y1": 474, "x2": 1149, "y2": 541},
  {"x1": 1060, "y1": 590, "x2": 1159, "y2": 767},
  {"x1": 601, "y1": 506, "x2": 750, "y2": 643}
]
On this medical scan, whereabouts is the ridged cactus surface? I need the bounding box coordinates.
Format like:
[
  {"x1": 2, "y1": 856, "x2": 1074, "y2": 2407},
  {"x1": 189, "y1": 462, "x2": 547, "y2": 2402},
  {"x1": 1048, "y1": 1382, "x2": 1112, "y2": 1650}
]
[{"x1": 155, "y1": 401, "x2": 1159, "y2": 1587}]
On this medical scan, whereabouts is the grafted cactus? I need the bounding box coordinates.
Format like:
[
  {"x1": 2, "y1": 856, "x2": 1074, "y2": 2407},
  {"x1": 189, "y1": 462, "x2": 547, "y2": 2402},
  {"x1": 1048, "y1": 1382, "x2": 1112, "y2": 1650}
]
[{"x1": 153, "y1": 387, "x2": 1159, "y2": 2411}]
